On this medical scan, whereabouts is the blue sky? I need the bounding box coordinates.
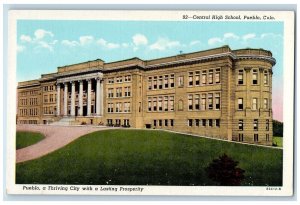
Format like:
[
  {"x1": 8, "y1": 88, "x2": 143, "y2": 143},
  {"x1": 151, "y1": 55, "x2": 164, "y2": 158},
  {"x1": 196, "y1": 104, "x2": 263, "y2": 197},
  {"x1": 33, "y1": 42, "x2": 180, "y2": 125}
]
[{"x1": 17, "y1": 20, "x2": 283, "y2": 121}]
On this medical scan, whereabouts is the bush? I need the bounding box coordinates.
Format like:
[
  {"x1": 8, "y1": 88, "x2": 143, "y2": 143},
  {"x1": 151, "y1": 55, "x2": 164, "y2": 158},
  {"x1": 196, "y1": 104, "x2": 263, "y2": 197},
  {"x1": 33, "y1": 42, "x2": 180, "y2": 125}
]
[{"x1": 205, "y1": 153, "x2": 245, "y2": 186}]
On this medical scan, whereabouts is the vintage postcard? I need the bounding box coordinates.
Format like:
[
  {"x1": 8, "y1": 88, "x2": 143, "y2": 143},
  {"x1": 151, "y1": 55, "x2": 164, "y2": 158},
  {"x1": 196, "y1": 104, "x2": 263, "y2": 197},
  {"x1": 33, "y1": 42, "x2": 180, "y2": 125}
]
[{"x1": 6, "y1": 10, "x2": 294, "y2": 196}]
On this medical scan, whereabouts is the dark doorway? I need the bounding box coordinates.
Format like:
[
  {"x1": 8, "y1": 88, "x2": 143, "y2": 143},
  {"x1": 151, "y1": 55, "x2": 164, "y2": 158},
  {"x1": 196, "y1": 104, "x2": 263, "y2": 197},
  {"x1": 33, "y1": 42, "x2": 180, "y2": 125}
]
[
  {"x1": 83, "y1": 105, "x2": 87, "y2": 116},
  {"x1": 43, "y1": 120, "x2": 47, "y2": 124},
  {"x1": 75, "y1": 106, "x2": 78, "y2": 116}
]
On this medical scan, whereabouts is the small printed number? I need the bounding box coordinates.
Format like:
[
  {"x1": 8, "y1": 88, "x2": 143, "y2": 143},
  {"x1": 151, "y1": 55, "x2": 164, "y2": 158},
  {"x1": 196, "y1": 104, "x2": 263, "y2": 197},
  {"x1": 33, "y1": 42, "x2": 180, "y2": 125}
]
[{"x1": 183, "y1": 15, "x2": 188, "y2": 19}]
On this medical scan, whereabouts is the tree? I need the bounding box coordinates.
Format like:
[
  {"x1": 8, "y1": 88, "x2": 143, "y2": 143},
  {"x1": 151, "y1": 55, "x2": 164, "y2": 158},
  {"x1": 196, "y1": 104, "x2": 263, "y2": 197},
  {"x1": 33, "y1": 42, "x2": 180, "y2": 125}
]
[
  {"x1": 205, "y1": 154, "x2": 245, "y2": 186},
  {"x1": 273, "y1": 120, "x2": 283, "y2": 137}
]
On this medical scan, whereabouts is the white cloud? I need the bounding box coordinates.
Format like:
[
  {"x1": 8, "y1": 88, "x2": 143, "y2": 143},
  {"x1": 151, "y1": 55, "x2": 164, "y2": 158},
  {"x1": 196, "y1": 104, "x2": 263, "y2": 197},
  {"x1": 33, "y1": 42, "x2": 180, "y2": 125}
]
[
  {"x1": 242, "y1": 33, "x2": 256, "y2": 41},
  {"x1": 17, "y1": 45, "x2": 25, "y2": 52},
  {"x1": 96, "y1": 38, "x2": 120, "y2": 49},
  {"x1": 36, "y1": 41, "x2": 54, "y2": 52},
  {"x1": 79, "y1": 36, "x2": 94, "y2": 46},
  {"x1": 132, "y1": 34, "x2": 148, "y2": 46},
  {"x1": 189, "y1": 40, "x2": 201, "y2": 46},
  {"x1": 61, "y1": 40, "x2": 79, "y2": 47},
  {"x1": 149, "y1": 37, "x2": 180, "y2": 51},
  {"x1": 208, "y1": 37, "x2": 223, "y2": 45},
  {"x1": 224, "y1": 32, "x2": 239, "y2": 40},
  {"x1": 20, "y1": 35, "x2": 32, "y2": 43},
  {"x1": 34, "y1": 29, "x2": 54, "y2": 40}
]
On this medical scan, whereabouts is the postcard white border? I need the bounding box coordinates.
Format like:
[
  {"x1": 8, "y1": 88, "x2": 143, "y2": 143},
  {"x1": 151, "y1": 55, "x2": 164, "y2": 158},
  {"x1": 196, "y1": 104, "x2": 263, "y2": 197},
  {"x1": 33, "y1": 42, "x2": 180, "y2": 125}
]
[{"x1": 6, "y1": 10, "x2": 295, "y2": 196}]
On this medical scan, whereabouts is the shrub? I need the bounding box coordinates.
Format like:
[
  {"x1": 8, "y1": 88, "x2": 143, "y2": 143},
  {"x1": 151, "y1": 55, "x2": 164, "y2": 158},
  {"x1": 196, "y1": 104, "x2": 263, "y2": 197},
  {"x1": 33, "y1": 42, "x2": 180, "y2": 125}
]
[{"x1": 205, "y1": 153, "x2": 245, "y2": 186}]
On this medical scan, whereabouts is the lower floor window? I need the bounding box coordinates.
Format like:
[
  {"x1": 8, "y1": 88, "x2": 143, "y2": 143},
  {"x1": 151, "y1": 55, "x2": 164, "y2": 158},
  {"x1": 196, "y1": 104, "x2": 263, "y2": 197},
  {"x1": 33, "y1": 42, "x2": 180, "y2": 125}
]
[
  {"x1": 188, "y1": 119, "x2": 193, "y2": 127},
  {"x1": 254, "y1": 134, "x2": 259, "y2": 142},
  {"x1": 238, "y1": 133, "x2": 243, "y2": 142}
]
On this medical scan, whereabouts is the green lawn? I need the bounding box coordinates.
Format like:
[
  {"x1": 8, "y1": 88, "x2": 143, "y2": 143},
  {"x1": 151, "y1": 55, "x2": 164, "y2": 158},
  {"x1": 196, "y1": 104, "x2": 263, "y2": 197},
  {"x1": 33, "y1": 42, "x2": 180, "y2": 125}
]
[
  {"x1": 16, "y1": 131, "x2": 45, "y2": 149},
  {"x1": 16, "y1": 130, "x2": 283, "y2": 186},
  {"x1": 273, "y1": 136, "x2": 283, "y2": 147}
]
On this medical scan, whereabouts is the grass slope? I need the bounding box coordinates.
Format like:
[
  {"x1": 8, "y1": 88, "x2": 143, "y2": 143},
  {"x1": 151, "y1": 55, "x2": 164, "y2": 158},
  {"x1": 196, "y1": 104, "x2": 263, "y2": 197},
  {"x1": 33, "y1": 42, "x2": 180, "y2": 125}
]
[
  {"x1": 16, "y1": 130, "x2": 283, "y2": 186},
  {"x1": 273, "y1": 136, "x2": 283, "y2": 147},
  {"x1": 16, "y1": 131, "x2": 45, "y2": 149}
]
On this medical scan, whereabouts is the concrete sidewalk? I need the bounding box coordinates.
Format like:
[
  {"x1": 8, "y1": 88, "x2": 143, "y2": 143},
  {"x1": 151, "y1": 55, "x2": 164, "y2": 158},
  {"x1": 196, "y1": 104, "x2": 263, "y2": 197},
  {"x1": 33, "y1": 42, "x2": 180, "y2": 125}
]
[{"x1": 16, "y1": 124, "x2": 112, "y2": 163}]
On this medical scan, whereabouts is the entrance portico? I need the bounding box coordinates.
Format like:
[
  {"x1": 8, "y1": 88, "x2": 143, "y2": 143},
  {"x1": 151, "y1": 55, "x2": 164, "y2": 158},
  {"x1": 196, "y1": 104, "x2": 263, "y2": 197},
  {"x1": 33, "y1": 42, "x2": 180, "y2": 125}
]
[{"x1": 56, "y1": 72, "x2": 104, "y2": 117}]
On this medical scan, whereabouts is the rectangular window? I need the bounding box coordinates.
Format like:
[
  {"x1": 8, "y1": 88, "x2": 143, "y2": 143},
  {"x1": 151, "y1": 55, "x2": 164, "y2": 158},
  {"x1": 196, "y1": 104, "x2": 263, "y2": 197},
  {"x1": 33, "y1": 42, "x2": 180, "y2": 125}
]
[
  {"x1": 188, "y1": 94, "x2": 193, "y2": 110},
  {"x1": 170, "y1": 74, "x2": 175, "y2": 88},
  {"x1": 238, "y1": 98, "x2": 243, "y2": 110},
  {"x1": 202, "y1": 71, "x2": 207, "y2": 85},
  {"x1": 254, "y1": 119, "x2": 258, "y2": 131},
  {"x1": 266, "y1": 134, "x2": 270, "y2": 141},
  {"x1": 215, "y1": 69, "x2": 220, "y2": 83},
  {"x1": 202, "y1": 119, "x2": 206, "y2": 127},
  {"x1": 165, "y1": 119, "x2": 168, "y2": 127},
  {"x1": 216, "y1": 119, "x2": 220, "y2": 127},
  {"x1": 158, "y1": 96, "x2": 163, "y2": 111},
  {"x1": 195, "y1": 71, "x2": 200, "y2": 85},
  {"x1": 208, "y1": 93, "x2": 213, "y2": 110},
  {"x1": 215, "y1": 93, "x2": 220, "y2": 110},
  {"x1": 188, "y1": 72, "x2": 193, "y2": 86},
  {"x1": 153, "y1": 97, "x2": 157, "y2": 111},
  {"x1": 124, "y1": 87, "x2": 131, "y2": 97},
  {"x1": 252, "y1": 98, "x2": 258, "y2": 110},
  {"x1": 253, "y1": 69, "x2": 258, "y2": 84},
  {"x1": 239, "y1": 120, "x2": 243, "y2": 130},
  {"x1": 266, "y1": 119, "x2": 269, "y2": 131},
  {"x1": 178, "y1": 76, "x2": 184, "y2": 87},
  {"x1": 201, "y1": 94, "x2": 206, "y2": 110},
  {"x1": 154, "y1": 120, "x2": 157, "y2": 127},
  {"x1": 153, "y1": 76, "x2": 157, "y2": 89},
  {"x1": 239, "y1": 134, "x2": 244, "y2": 142},
  {"x1": 264, "y1": 71, "x2": 268, "y2": 85},
  {"x1": 164, "y1": 96, "x2": 168, "y2": 111},
  {"x1": 195, "y1": 119, "x2": 200, "y2": 126},
  {"x1": 169, "y1": 96, "x2": 174, "y2": 111},
  {"x1": 188, "y1": 119, "x2": 193, "y2": 127},
  {"x1": 148, "y1": 77, "x2": 152, "y2": 90},
  {"x1": 208, "y1": 119, "x2": 213, "y2": 127},
  {"x1": 116, "y1": 103, "x2": 120, "y2": 112},
  {"x1": 254, "y1": 134, "x2": 259, "y2": 142},
  {"x1": 238, "y1": 70, "x2": 244, "y2": 85},
  {"x1": 170, "y1": 119, "x2": 174, "y2": 127},
  {"x1": 124, "y1": 75, "x2": 131, "y2": 82},
  {"x1": 158, "y1": 76, "x2": 163, "y2": 89},
  {"x1": 164, "y1": 75, "x2": 169, "y2": 88},
  {"x1": 264, "y1": 98, "x2": 268, "y2": 109},
  {"x1": 108, "y1": 88, "x2": 114, "y2": 98},
  {"x1": 195, "y1": 94, "x2": 200, "y2": 110},
  {"x1": 159, "y1": 120, "x2": 162, "y2": 126},
  {"x1": 208, "y1": 70, "x2": 213, "y2": 84}
]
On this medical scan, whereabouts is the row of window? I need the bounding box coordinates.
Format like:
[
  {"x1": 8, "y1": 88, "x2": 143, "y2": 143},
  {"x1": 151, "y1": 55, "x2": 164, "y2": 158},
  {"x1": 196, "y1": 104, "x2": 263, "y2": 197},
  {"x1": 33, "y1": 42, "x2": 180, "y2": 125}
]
[
  {"x1": 147, "y1": 96, "x2": 174, "y2": 112},
  {"x1": 107, "y1": 87, "x2": 131, "y2": 98},
  {"x1": 148, "y1": 74, "x2": 175, "y2": 90},
  {"x1": 237, "y1": 69, "x2": 269, "y2": 85},
  {"x1": 107, "y1": 119, "x2": 130, "y2": 126},
  {"x1": 237, "y1": 98, "x2": 269, "y2": 110},
  {"x1": 19, "y1": 90, "x2": 39, "y2": 96},
  {"x1": 238, "y1": 119, "x2": 270, "y2": 131},
  {"x1": 43, "y1": 106, "x2": 56, "y2": 115},
  {"x1": 19, "y1": 108, "x2": 39, "y2": 116},
  {"x1": 237, "y1": 134, "x2": 270, "y2": 142},
  {"x1": 44, "y1": 94, "x2": 57, "y2": 103},
  {"x1": 19, "y1": 120, "x2": 38, "y2": 124},
  {"x1": 107, "y1": 75, "x2": 132, "y2": 84},
  {"x1": 188, "y1": 119, "x2": 220, "y2": 127},
  {"x1": 188, "y1": 69, "x2": 220, "y2": 86},
  {"x1": 43, "y1": 85, "x2": 55, "y2": 92},
  {"x1": 107, "y1": 102, "x2": 131, "y2": 113},
  {"x1": 188, "y1": 93, "x2": 220, "y2": 111},
  {"x1": 153, "y1": 119, "x2": 174, "y2": 127}
]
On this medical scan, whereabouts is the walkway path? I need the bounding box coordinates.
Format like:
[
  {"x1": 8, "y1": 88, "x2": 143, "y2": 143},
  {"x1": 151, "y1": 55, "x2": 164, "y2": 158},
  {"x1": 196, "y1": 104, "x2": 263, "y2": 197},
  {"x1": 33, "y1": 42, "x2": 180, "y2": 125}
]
[{"x1": 16, "y1": 124, "x2": 113, "y2": 163}]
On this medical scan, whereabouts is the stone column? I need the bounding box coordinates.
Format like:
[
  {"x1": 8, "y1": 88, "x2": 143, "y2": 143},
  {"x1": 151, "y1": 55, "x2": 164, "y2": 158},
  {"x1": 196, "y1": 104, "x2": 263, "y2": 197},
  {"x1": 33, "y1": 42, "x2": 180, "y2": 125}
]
[
  {"x1": 64, "y1": 82, "x2": 68, "y2": 116},
  {"x1": 259, "y1": 67, "x2": 264, "y2": 112},
  {"x1": 56, "y1": 83, "x2": 60, "y2": 116},
  {"x1": 100, "y1": 80, "x2": 103, "y2": 115},
  {"x1": 96, "y1": 78, "x2": 101, "y2": 116},
  {"x1": 79, "y1": 80, "x2": 83, "y2": 116},
  {"x1": 71, "y1": 81, "x2": 75, "y2": 116},
  {"x1": 87, "y1": 79, "x2": 92, "y2": 116}
]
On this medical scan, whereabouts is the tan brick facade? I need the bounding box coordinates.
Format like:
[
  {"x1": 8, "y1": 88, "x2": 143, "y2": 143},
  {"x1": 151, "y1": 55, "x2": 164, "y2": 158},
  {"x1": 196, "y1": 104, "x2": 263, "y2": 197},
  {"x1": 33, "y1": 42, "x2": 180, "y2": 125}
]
[{"x1": 17, "y1": 46, "x2": 275, "y2": 145}]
